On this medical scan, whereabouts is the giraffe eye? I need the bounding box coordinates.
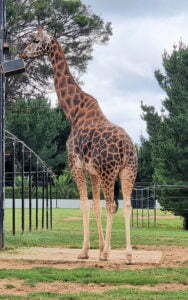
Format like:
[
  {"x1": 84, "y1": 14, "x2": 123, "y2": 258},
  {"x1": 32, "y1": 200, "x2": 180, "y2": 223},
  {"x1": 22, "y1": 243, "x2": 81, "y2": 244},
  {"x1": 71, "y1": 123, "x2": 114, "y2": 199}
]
[{"x1": 33, "y1": 40, "x2": 39, "y2": 43}]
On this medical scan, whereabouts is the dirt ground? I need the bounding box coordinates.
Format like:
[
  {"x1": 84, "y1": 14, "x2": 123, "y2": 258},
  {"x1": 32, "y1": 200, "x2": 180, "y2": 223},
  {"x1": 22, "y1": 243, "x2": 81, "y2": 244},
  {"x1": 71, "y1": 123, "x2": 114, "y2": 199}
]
[
  {"x1": 0, "y1": 279, "x2": 188, "y2": 296},
  {"x1": 0, "y1": 245, "x2": 187, "y2": 296},
  {"x1": 0, "y1": 245, "x2": 187, "y2": 269}
]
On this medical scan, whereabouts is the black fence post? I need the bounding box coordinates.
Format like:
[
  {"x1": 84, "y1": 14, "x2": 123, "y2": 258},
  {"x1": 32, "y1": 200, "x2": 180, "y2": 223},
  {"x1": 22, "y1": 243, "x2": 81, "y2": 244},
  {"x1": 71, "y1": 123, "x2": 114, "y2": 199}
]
[
  {"x1": 21, "y1": 144, "x2": 25, "y2": 232},
  {"x1": 49, "y1": 176, "x2": 52, "y2": 230},
  {"x1": 29, "y1": 151, "x2": 32, "y2": 231},
  {"x1": 154, "y1": 185, "x2": 157, "y2": 227},
  {"x1": 147, "y1": 187, "x2": 150, "y2": 228},
  {"x1": 42, "y1": 168, "x2": 45, "y2": 229},
  {"x1": 12, "y1": 139, "x2": 16, "y2": 235},
  {"x1": 141, "y1": 188, "x2": 144, "y2": 227},
  {"x1": 0, "y1": 0, "x2": 6, "y2": 248},
  {"x1": 46, "y1": 170, "x2": 49, "y2": 229},
  {"x1": 35, "y1": 159, "x2": 38, "y2": 230}
]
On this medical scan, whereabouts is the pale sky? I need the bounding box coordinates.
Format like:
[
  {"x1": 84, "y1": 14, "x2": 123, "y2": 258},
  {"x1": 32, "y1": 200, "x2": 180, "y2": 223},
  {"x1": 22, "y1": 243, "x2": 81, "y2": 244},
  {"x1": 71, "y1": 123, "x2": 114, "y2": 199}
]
[{"x1": 51, "y1": 0, "x2": 188, "y2": 143}]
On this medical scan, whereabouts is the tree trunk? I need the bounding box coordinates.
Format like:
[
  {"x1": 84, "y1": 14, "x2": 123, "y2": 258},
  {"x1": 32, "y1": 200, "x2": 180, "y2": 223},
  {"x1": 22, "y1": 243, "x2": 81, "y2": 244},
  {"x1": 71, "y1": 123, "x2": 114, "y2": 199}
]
[{"x1": 183, "y1": 215, "x2": 188, "y2": 230}]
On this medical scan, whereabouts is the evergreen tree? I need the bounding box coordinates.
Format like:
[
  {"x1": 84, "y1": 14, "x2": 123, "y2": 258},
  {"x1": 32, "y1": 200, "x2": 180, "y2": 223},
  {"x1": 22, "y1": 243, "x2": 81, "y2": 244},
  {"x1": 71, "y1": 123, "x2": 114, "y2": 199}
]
[
  {"x1": 6, "y1": 0, "x2": 112, "y2": 101},
  {"x1": 138, "y1": 102, "x2": 161, "y2": 183},
  {"x1": 6, "y1": 98, "x2": 69, "y2": 172},
  {"x1": 141, "y1": 42, "x2": 188, "y2": 229}
]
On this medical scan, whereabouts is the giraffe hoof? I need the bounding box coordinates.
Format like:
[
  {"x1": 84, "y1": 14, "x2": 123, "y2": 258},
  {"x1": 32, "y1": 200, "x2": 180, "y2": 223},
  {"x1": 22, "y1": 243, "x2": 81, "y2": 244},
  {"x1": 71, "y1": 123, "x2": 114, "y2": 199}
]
[
  {"x1": 126, "y1": 252, "x2": 132, "y2": 264},
  {"x1": 99, "y1": 252, "x2": 108, "y2": 261},
  {"x1": 99, "y1": 256, "x2": 108, "y2": 261},
  {"x1": 77, "y1": 253, "x2": 89, "y2": 259}
]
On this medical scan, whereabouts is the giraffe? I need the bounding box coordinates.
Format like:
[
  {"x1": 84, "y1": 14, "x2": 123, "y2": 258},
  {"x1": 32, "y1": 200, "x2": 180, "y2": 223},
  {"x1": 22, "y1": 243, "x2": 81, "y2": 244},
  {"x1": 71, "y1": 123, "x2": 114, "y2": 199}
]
[{"x1": 21, "y1": 27, "x2": 138, "y2": 262}]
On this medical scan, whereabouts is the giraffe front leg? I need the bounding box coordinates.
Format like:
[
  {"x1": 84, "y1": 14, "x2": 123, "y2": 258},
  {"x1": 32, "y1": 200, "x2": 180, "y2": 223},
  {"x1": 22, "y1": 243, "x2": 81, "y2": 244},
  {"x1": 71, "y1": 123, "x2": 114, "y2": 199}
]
[
  {"x1": 78, "y1": 195, "x2": 90, "y2": 259},
  {"x1": 71, "y1": 167, "x2": 90, "y2": 259}
]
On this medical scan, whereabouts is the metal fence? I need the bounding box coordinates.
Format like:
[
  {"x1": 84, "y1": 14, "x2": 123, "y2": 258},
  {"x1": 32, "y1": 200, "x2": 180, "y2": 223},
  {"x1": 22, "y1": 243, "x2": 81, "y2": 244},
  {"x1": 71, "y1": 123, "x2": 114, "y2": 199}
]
[
  {"x1": 131, "y1": 186, "x2": 157, "y2": 227},
  {"x1": 5, "y1": 130, "x2": 55, "y2": 234}
]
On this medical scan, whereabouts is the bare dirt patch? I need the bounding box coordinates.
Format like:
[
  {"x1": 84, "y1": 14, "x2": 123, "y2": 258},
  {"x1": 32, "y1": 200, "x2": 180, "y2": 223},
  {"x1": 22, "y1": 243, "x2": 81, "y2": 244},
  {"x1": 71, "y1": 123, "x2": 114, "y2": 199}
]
[
  {"x1": 0, "y1": 280, "x2": 187, "y2": 296},
  {"x1": 0, "y1": 280, "x2": 114, "y2": 296},
  {"x1": 121, "y1": 283, "x2": 188, "y2": 291},
  {"x1": 138, "y1": 245, "x2": 188, "y2": 267},
  {"x1": 0, "y1": 245, "x2": 187, "y2": 271},
  {"x1": 0, "y1": 247, "x2": 163, "y2": 265}
]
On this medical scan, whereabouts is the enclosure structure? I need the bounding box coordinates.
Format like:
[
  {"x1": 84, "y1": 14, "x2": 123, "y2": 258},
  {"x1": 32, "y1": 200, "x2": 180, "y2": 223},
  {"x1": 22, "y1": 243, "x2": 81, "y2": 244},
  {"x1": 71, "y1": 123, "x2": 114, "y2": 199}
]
[
  {"x1": 0, "y1": 0, "x2": 25, "y2": 245},
  {"x1": 0, "y1": 0, "x2": 6, "y2": 247},
  {"x1": 5, "y1": 130, "x2": 56, "y2": 235}
]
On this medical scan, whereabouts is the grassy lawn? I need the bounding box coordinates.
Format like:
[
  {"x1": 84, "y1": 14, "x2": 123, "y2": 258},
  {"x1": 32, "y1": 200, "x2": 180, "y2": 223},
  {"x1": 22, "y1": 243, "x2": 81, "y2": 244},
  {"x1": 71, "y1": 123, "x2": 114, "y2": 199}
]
[
  {"x1": 4, "y1": 208, "x2": 188, "y2": 249},
  {"x1": 0, "y1": 289, "x2": 188, "y2": 300},
  {"x1": 0, "y1": 266, "x2": 187, "y2": 299},
  {"x1": 0, "y1": 208, "x2": 188, "y2": 299},
  {"x1": 0, "y1": 266, "x2": 188, "y2": 285}
]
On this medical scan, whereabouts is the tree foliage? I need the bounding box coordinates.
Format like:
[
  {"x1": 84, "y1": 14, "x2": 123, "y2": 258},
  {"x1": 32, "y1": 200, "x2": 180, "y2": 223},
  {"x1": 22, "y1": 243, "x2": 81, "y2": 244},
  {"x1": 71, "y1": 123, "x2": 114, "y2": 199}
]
[
  {"x1": 140, "y1": 42, "x2": 188, "y2": 228},
  {"x1": 6, "y1": 0, "x2": 112, "y2": 101},
  {"x1": 6, "y1": 98, "x2": 70, "y2": 173}
]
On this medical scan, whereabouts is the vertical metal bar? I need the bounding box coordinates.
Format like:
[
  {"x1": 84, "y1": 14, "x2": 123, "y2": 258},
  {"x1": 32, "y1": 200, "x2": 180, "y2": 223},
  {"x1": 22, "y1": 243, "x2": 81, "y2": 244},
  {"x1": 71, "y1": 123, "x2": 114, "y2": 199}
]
[
  {"x1": 154, "y1": 185, "x2": 157, "y2": 227},
  {"x1": 21, "y1": 144, "x2": 25, "y2": 232},
  {"x1": 50, "y1": 176, "x2": 52, "y2": 230},
  {"x1": 0, "y1": 0, "x2": 6, "y2": 248},
  {"x1": 136, "y1": 189, "x2": 138, "y2": 227},
  {"x1": 55, "y1": 182, "x2": 58, "y2": 208},
  {"x1": 42, "y1": 168, "x2": 45, "y2": 229},
  {"x1": 35, "y1": 159, "x2": 38, "y2": 230},
  {"x1": 29, "y1": 151, "x2": 32, "y2": 231},
  {"x1": 12, "y1": 140, "x2": 16, "y2": 235},
  {"x1": 141, "y1": 188, "x2": 144, "y2": 227},
  {"x1": 131, "y1": 189, "x2": 134, "y2": 227},
  {"x1": 147, "y1": 187, "x2": 150, "y2": 228},
  {"x1": 46, "y1": 170, "x2": 49, "y2": 229}
]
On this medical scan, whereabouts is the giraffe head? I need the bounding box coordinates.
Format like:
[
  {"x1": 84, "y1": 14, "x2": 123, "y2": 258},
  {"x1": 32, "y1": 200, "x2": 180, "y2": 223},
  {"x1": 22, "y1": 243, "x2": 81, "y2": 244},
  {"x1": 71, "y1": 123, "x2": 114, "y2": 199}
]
[{"x1": 21, "y1": 27, "x2": 53, "y2": 59}]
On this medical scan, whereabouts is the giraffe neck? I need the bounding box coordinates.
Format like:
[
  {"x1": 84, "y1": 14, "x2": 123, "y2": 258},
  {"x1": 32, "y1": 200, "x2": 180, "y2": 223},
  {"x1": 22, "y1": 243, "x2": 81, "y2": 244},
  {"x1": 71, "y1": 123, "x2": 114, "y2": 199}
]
[{"x1": 49, "y1": 38, "x2": 106, "y2": 127}]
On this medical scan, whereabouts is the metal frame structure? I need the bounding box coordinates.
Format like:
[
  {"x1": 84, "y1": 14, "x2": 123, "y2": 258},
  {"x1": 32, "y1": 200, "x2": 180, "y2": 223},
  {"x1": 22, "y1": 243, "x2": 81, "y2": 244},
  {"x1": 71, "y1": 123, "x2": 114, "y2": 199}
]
[
  {"x1": 0, "y1": 0, "x2": 28, "y2": 246},
  {"x1": 5, "y1": 130, "x2": 56, "y2": 234},
  {"x1": 0, "y1": 0, "x2": 6, "y2": 248}
]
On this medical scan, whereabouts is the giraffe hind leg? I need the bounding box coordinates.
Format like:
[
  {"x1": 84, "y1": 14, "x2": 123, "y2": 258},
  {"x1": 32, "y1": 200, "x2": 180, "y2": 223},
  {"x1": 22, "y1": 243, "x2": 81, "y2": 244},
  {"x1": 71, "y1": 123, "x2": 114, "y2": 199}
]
[
  {"x1": 99, "y1": 178, "x2": 116, "y2": 261},
  {"x1": 120, "y1": 168, "x2": 135, "y2": 264},
  {"x1": 91, "y1": 175, "x2": 105, "y2": 258}
]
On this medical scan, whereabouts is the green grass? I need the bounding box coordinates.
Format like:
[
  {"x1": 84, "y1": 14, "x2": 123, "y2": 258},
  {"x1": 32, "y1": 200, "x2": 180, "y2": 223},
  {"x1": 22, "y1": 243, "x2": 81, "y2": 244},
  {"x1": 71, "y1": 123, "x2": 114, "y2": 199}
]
[
  {"x1": 0, "y1": 266, "x2": 188, "y2": 286},
  {"x1": 0, "y1": 267, "x2": 187, "y2": 299},
  {"x1": 4, "y1": 208, "x2": 188, "y2": 249},
  {"x1": 1, "y1": 208, "x2": 188, "y2": 300},
  {"x1": 0, "y1": 289, "x2": 187, "y2": 300},
  {"x1": 28, "y1": 289, "x2": 188, "y2": 300}
]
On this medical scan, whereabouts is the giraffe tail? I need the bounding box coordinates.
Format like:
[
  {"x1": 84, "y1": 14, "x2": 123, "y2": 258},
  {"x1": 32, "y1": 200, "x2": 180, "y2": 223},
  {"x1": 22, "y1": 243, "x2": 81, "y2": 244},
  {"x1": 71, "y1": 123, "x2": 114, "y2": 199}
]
[{"x1": 114, "y1": 179, "x2": 120, "y2": 213}]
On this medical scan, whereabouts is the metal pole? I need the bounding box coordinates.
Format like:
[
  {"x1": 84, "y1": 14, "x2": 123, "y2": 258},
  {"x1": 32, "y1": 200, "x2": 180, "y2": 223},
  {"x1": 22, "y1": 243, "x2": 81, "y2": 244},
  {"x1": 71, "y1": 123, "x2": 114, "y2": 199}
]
[
  {"x1": 42, "y1": 168, "x2": 45, "y2": 229},
  {"x1": 21, "y1": 144, "x2": 25, "y2": 232},
  {"x1": 154, "y1": 185, "x2": 157, "y2": 227},
  {"x1": 29, "y1": 151, "x2": 32, "y2": 231},
  {"x1": 49, "y1": 176, "x2": 52, "y2": 230},
  {"x1": 35, "y1": 159, "x2": 38, "y2": 230},
  {"x1": 0, "y1": 0, "x2": 6, "y2": 248},
  {"x1": 12, "y1": 140, "x2": 16, "y2": 235},
  {"x1": 46, "y1": 171, "x2": 48, "y2": 229}
]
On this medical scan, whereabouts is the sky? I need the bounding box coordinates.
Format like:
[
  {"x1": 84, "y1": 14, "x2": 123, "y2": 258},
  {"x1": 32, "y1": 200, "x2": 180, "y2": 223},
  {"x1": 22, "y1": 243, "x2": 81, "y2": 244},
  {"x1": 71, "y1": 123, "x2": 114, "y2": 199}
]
[{"x1": 50, "y1": 0, "x2": 188, "y2": 143}]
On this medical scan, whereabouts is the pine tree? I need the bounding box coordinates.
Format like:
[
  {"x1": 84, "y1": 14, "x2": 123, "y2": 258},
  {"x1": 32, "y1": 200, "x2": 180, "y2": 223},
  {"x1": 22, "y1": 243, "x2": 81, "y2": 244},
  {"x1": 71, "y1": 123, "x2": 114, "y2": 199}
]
[{"x1": 141, "y1": 42, "x2": 188, "y2": 229}]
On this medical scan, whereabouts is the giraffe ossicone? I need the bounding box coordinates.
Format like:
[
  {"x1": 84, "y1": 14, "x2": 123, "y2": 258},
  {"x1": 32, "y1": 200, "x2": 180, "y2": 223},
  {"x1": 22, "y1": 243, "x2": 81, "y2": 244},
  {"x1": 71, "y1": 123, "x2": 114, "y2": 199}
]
[{"x1": 21, "y1": 28, "x2": 138, "y2": 262}]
